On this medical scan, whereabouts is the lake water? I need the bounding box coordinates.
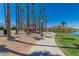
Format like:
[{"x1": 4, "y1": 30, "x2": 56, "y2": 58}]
[{"x1": 69, "y1": 32, "x2": 79, "y2": 36}]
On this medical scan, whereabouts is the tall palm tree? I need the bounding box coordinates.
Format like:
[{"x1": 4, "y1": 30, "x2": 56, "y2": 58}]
[
  {"x1": 4, "y1": 4, "x2": 7, "y2": 35},
  {"x1": 45, "y1": 16, "x2": 48, "y2": 32},
  {"x1": 26, "y1": 3, "x2": 30, "y2": 35},
  {"x1": 42, "y1": 7, "x2": 45, "y2": 32},
  {"x1": 4, "y1": 4, "x2": 6, "y2": 28},
  {"x1": 6, "y1": 3, "x2": 11, "y2": 40},
  {"x1": 60, "y1": 22, "x2": 66, "y2": 32},
  {"x1": 39, "y1": 6, "x2": 45, "y2": 33},
  {"x1": 16, "y1": 3, "x2": 18, "y2": 34},
  {"x1": 36, "y1": 11, "x2": 39, "y2": 32},
  {"x1": 16, "y1": 4, "x2": 21, "y2": 33},
  {"x1": 60, "y1": 22, "x2": 66, "y2": 26},
  {"x1": 38, "y1": 7, "x2": 41, "y2": 33},
  {"x1": 20, "y1": 5, "x2": 25, "y2": 31},
  {"x1": 19, "y1": 4, "x2": 22, "y2": 30},
  {"x1": 31, "y1": 3, "x2": 36, "y2": 33}
]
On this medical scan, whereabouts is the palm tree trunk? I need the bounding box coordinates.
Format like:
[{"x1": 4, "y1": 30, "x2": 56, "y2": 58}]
[
  {"x1": 19, "y1": 4, "x2": 22, "y2": 30},
  {"x1": 4, "y1": 4, "x2": 7, "y2": 28},
  {"x1": 6, "y1": 3, "x2": 11, "y2": 40},
  {"x1": 17, "y1": 4, "x2": 20, "y2": 33},
  {"x1": 4, "y1": 4, "x2": 8, "y2": 35},
  {"x1": 26, "y1": 3, "x2": 30, "y2": 35},
  {"x1": 31, "y1": 3, "x2": 36, "y2": 33},
  {"x1": 16, "y1": 3, "x2": 18, "y2": 34},
  {"x1": 38, "y1": 8, "x2": 41, "y2": 33},
  {"x1": 45, "y1": 16, "x2": 47, "y2": 32}
]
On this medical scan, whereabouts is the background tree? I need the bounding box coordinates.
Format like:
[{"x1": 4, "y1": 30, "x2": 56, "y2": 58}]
[
  {"x1": 60, "y1": 22, "x2": 66, "y2": 26},
  {"x1": 6, "y1": 3, "x2": 11, "y2": 40},
  {"x1": 31, "y1": 3, "x2": 36, "y2": 33},
  {"x1": 26, "y1": 3, "x2": 30, "y2": 35},
  {"x1": 60, "y1": 22, "x2": 66, "y2": 32},
  {"x1": 38, "y1": 7, "x2": 42, "y2": 33},
  {"x1": 20, "y1": 5, "x2": 25, "y2": 31},
  {"x1": 44, "y1": 11, "x2": 48, "y2": 32},
  {"x1": 41, "y1": 7, "x2": 45, "y2": 32},
  {"x1": 4, "y1": 4, "x2": 7, "y2": 35},
  {"x1": 16, "y1": 3, "x2": 18, "y2": 34},
  {"x1": 17, "y1": 4, "x2": 21, "y2": 33}
]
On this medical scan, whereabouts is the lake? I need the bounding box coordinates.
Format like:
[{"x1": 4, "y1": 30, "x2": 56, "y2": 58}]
[{"x1": 69, "y1": 32, "x2": 79, "y2": 36}]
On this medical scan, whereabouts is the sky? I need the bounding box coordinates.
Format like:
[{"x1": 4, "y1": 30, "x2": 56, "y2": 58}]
[{"x1": 0, "y1": 3, "x2": 79, "y2": 29}]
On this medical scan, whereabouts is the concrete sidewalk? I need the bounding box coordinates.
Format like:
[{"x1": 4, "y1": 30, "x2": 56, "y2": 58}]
[{"x1": 27, "y1": 32, "x2": 65, "y2": 56}]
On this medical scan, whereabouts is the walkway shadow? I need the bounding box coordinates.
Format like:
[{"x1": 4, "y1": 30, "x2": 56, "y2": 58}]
[
  {"x1": 31, "y1": 37, "x2": 44, "y2": 40},
  {"x1": 0, "y1": 35, "x2": 15, "y2": 40},
  {"x1": 44, "y1": 36, "x2": 52, "y2": 38},
  {"x1": 74, "y1": 44, "x2": 79, "y2": 49},
  {"x1": 0, "y1": 45, "x2": 61, "y2": 56},
  {"x1": 28, "y1": 51, "x2": 61, "y2": 56},
  {"x1": 0, "y1": 35, "x2": 7, "y2": 37},
  {"x1": 13, "y1": 36, "x2": 22, "y2": 38},
  {"x1": 0, "y1": 45, "x2": 27, "y2": 56},
  {"x1": 62, "y1": 38, "x2": 75, "y2": 40},
  {"x1": 0, "y1": 45, "x2": 10, "y2": 52},
  {"x1": 11, "y1": 40, "x2": 79, "y2": 49}
]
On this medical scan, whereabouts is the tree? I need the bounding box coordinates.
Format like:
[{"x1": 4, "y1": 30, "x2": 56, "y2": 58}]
[
  {"x1": 19, "y1": 4, "x2": 23, "y2": 30},
  {"x1": 26, "y1": 3, "x2": 30, "y2": 35},
  {"x1": 60, "y1": 22, "x2": 67, "y2": 32},
  {"x1": 16, "y1": 4, "x2": 21, "y2": 32},
  {"x1": 38, "y1": 7, "x2": 41, "y2": 33},
  {"x1": 4, "y1": 4, "x2": 6, "y2": 28},
  {"x1": 31, "y1": 3, "x2": 36, "y2": 33},
  {"x1": 60, "y1": 22, "x2": 66, "y2": 26},
  {"x1": 41, "y1": 7, "x2": 45, "y2": 32},
  {"x1": 4, "y1": 4, "x2": 7, "y2": 35},
  {"x1": 44, "y1": 16, "x2": 48, "y2": 32},
  {"x1": 16, "y1": 3, "x2": 18, "y2": 34},
  {"x1": 20, "y1": 5, "x2": 25, "y2": 31},
  {"x1": 6, "y1": 3, "x2": 11, "y2": 40}
]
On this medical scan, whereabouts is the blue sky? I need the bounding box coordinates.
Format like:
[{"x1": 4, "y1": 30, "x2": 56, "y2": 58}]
[{"x1": 0, "y1": 3, "x2": 79, "y2": 29}]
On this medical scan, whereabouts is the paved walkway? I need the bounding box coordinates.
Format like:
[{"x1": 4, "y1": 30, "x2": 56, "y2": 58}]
[{"x1": 27, "y1": 32, "x2": 65, "y2": 56}]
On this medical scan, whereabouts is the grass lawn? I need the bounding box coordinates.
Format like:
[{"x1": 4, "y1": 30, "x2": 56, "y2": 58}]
[
  {"x1": 0, "y1": 29, "x2": 15, "y2": 32},
  {"x1": 55, "y1": 32, "x2": 79, "y2": 56}
]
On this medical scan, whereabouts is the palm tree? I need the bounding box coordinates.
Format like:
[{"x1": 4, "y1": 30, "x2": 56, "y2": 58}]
[
  {"x1": 42, "y1": 7, "x2": 45, "y2": 32},
  {"x1": 16, "y1": 3, "x2": 18, "y2": 34},
  {"x1": 4, "y1": 4, "x2": 6, "y2": 27},
  {"x1": 36, "y1": 11, "x2": 39, "y2": 32},
  {"x1": 45, "y1": 16, "x2": 48, "y2": 32},
  {"x1": 60, "y1": 22, "x2": 66, "y2": 32},
  {"x1": 4, "y1": 4, "x2": 7, "y2": 35},
  {"x1": 39, "y1": 6, "x2": 45, "y2": 33},
  {"x1": 31, "y1": 3, "x2": 36, "y2": 33},
  {"x1": 38, "y1": 8, "x2": 41, "y2": 33},
  {"x1": 19, "y1": 4, "x2": 23, "y2": 30},
  {"x1": 60, "y1": 22, "x2": 66, "y2": 26},
  {"x1": 20, "y1": 5, "x2": 25, "y2": 31},
  {"x1": 16, "y1": 4, "x2": 21, "y2": 33},
  {"x1": 6, "y1": 3, "x2": 11, "y2": 40},
  {"x1": 26, "y1": 3, "x2": 30, "y2": 35}
]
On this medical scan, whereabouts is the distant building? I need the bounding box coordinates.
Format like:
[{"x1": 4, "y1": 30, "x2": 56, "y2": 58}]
[
  {"x1": 50, "y1": 24, "x2": 76, "y2": 30},
  {"x1": 52, "y1": 24, "x2": 75, "y2": 30}
]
